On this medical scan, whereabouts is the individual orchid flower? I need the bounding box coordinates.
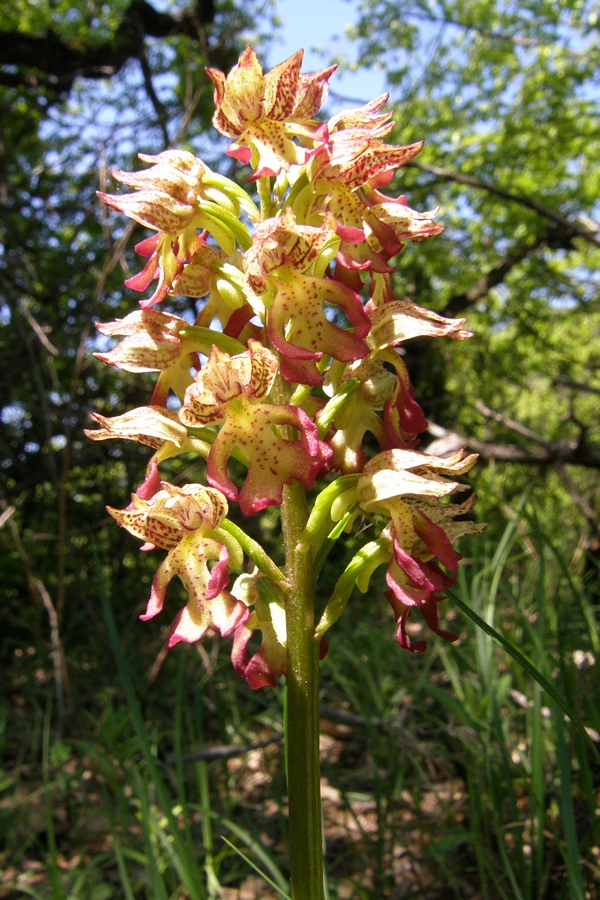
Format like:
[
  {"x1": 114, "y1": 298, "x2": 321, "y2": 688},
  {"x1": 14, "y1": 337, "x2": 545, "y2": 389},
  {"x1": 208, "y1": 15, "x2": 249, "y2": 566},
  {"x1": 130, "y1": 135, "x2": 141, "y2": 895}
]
[
  {"x1": 365, "y1": 297, "x2": 472, "y2": 445},
  {"x1": 326, "y1": 449, "x2": 482, "y2": 651},
  {"x1": 206, "y1": 46, "x2": 336, "y2": 179},
  {"x1": 365, "y1": 294, "x2": 472, "y2": 342},
  {"x1": 322, "y1": 354, "x2": 425, "y2": 472},
  {"x1": 84, "y1": 405, "x2": 214, "y2": 489},
  {"x1": 99, "y1": 150, "x2": 258, "y2": 307},
  {"x1": 229, "y1": 571, "x2": 288, "y2": 688},
  {"x1": 310, "y1": 128, "x2": 423, "y2": 195},
  {"x1": 243, "y1": 208, "x2": 336, "y2": 297},
  {"x1": 108, "y1": 482, "x2": 248, "y2": 646},
  {"x1": 230, "y1": 570, "x2": 329, "y2": 688},
  {"x1": 243, "y1": 210, "x2": 371, "y2": 385},
  {"x1": 355, "y1": 449, "x2": 481, "y2": 545},
  {"x1": 100, "y1": 150, "x2": 209, "y2": 236},
  {"x1": 320, "y1": 295, "x2": 470, "y2": 469},
  {"x1": 179, "y1": 341, "x2": 332, "y2": 515},
  {"x1": 288, "y1": 98, "x2": 442, "y2": 270},
  {"x1": 326, "y1": 93, "x2": 396, "y2": 140},
  {"x1": 94, "y1": 310, "x2": 201, "y2": 405}
]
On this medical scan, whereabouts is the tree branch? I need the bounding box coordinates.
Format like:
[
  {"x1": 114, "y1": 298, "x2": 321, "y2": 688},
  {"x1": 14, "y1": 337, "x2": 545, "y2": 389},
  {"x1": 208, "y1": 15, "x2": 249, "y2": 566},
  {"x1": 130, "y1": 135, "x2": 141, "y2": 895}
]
[
  {"x1": 404, "y1": 9, "x2": 582, "y2": 56},
  {"x1": 408, "y1": 160, "x2": 600, "y2": 249},
  {"x1": 0, "y1": 0, "x2": 215, "y2": 95},
  {"x1": 553, "y1": 377, "x2": 600, "y2": 398},
  {"x1": 441, "y1": 233, "x2": 547, "y2": 317},
  {"x1": 426, "y1": 420, "x2": 600, "y2": 469},
  {"x1": 474, "y1": 400, "x2": 550, "y2": 445},
  {"x1": 138, "y1": 49, "x2": 170, "y2": 145}
]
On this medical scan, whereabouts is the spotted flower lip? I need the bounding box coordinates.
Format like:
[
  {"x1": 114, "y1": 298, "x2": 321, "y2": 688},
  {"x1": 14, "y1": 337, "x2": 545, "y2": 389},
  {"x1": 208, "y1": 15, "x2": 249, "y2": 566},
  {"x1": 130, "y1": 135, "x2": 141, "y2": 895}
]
[
  {"x1": 267, "y1": 269, "x2": 371, "y2": 386},
  {"x1": 242, "y1": 210, "x2": 371, "y2": 385},
  {"x1": 179, "y1": 341, "x2": 332, "y2": 515}
]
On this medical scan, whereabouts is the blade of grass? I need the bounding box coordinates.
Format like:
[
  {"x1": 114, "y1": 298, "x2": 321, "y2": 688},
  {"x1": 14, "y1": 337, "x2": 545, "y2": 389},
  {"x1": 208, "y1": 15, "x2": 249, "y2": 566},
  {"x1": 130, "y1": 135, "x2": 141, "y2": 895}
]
[
  {"x1": 523, "y1": 507, "x2": 599, "y2": 653},
  {"x1": 11, "y1": 888, "x2": 48, "y2": 899},
  {"x1": 107, "y1": 827, "x2": 137, "y2": 900},
  {"x1": 552, "y1": 702, "x2": 586, "y2": 900},
  {"x1": 221, "y1": 836, "x2": 291, "y2": 899},
  {"x1": 42, "y1": 702, "x2": 67, "y2": 900},
  {"x1": 489, "y1": 700, "x2": 530, "y2": 895},
  {"x1": 220, "y1": 816, "x2": 290, "y2": 895},
  {"x1": 129, "y1": 765, "x2": 170, "y2": 900},
  {"x1": 93, "y1": 543, "x2": 207, "y2": 899},
  {"x1": 449, "y1": 589, "x2": 600, "y2": 763},
  {"x1": 197, "y1": 758, "x2": 221, "y2": 899}
]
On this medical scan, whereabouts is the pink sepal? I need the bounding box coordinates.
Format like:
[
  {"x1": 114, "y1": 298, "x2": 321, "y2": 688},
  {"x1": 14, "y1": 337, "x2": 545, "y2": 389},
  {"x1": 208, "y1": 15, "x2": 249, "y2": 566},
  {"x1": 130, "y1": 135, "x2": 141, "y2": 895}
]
[
  {"x1": 135, "y1": 459, "x2": 162, "y2": 501},
  {"x1": 125, "y1": 256, "x2": 159, "y2": 292},
  {"x1": 413, "y1": 510, "x2": 460, "y2": 571},
  {"x1": 227, "y1": 145, "x2": 253, "y2": 164},
  {"x1": 231, "y1": 614, "x2": 287, "y2": 689},
  {"x1": 392, "y1": 541, "x2": 455, "y2": 592}
]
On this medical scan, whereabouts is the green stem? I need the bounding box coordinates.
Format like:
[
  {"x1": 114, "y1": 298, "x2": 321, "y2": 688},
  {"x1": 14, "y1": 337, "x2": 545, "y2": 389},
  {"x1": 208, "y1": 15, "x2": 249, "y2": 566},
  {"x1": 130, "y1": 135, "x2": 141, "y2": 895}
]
[
  {"x1": 281, "y1": 479, "x2": 324, "y2": 900},
  {"x1": 257, "y1": 175, "x2": 275, "y2": 219}
]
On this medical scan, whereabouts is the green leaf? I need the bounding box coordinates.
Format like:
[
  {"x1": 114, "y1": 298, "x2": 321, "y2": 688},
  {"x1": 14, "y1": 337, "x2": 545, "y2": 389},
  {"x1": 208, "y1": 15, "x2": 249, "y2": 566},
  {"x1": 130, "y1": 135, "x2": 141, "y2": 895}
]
[{"x1": 449, "y1": 589, "x2": 600, "y2": 763}]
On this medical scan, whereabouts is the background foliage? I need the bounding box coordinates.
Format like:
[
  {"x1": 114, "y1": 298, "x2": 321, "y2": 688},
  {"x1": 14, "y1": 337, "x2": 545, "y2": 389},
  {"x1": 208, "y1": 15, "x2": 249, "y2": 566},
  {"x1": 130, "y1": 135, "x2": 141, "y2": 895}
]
[{"x1": 1, "y1": 0, "x2": 598, "y2": 896}]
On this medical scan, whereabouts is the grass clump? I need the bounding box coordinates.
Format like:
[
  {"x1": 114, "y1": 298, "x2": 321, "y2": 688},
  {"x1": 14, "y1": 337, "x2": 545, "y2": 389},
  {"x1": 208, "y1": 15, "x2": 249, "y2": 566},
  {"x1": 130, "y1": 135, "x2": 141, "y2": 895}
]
[{"x1": 1, "y1": 501, "x2": 598, "y2": 898}]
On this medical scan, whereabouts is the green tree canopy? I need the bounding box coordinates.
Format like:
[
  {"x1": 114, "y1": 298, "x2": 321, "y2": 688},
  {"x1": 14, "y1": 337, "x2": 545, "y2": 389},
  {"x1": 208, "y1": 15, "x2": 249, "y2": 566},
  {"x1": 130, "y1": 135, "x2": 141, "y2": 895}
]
[
  {"x1": 340, "y1": 0, "x2": 599, "y2": 541},
  {"x1": 0, "y1": 0, "x2": 270, "y2": 639}
]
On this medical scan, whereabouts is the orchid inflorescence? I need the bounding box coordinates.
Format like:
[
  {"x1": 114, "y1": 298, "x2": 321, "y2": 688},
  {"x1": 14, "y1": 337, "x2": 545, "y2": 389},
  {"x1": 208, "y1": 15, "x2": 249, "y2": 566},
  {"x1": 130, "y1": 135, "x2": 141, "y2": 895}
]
[{"x1": 89, "y1": 46, "x2": 484, "y2": 688}]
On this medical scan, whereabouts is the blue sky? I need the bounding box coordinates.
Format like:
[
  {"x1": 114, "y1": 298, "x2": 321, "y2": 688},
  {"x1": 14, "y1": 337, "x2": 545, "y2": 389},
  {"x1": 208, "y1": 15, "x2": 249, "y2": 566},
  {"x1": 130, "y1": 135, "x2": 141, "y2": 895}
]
[{"x1": 267, "y1": 0, "x2": 387, "y2": 106}]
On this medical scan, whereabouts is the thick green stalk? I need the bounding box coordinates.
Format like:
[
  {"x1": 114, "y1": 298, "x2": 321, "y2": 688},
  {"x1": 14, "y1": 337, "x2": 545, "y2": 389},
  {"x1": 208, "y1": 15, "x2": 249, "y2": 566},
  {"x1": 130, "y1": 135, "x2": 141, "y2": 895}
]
[{"x1": 281, "y1": 479, "x2": 324, "y2": 900}]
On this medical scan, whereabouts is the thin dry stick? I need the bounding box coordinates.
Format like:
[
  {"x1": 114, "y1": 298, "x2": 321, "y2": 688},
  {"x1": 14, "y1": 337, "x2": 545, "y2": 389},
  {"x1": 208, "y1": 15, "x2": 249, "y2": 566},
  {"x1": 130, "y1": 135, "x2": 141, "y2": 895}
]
[{"x1": 1, "y1": 499, "x2": 71, "y2": 735}]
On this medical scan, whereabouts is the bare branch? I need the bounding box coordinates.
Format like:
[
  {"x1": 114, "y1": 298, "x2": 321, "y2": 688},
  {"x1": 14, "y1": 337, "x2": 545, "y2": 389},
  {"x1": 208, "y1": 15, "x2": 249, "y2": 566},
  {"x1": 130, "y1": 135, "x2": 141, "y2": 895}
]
[
  {"x1": 554, "y1": 377, "x2": 600, "y2": 398},
  {"x1": 556, "y1": 464, "x2": 600, "y2": 533},
  {"x1": 138, "y1": 50, "x2": 170, "y2": 146},
  {"x1": 474, "y1": 400, "x2": 550, "y2": 446},
  {"x1": 1, "y1": 495, "x2": 72, "y2": 735},
  {"x1": 441, "y1": 234, "x2": 547, "y2": 317},
  {"x1": 426, "y1": 421, "x2": 600, "y2": 469},
  {"x1": 404, "y1": 9, "x2": 582, "y2": 56},
  {"x1": 408, "y1": 160, "x2": 600, "y2": 249},
  {"x1": 0, "y1": 0, "x2": 216, "y2": 96},
  {"x1": 169, "y1": 731, "x2": 284, "y2": 763},
  {"x1": 168, "y1": 703, "x2": 421, "y2": 763}
]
